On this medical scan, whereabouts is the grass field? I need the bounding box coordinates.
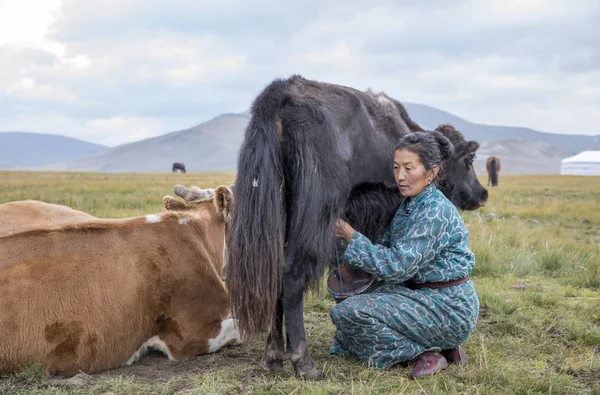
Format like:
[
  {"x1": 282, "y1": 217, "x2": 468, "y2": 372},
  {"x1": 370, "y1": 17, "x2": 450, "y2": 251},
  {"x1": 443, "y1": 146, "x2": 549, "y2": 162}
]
[{"x1": 0, "y1": 171, "x2": 598, "y2": 395}]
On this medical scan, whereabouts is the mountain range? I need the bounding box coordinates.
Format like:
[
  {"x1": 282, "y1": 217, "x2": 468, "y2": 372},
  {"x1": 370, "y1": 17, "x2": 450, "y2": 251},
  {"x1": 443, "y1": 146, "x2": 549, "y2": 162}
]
[
  {"x1": 0, "y1": 132, "x2": 107, "y2": 169},
  {"x1": 1, "y1": 103, "x2": 597, "y2": 174}
]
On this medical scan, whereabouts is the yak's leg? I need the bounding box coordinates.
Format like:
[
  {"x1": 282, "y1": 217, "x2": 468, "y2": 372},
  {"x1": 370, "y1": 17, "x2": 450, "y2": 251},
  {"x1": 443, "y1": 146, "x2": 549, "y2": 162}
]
[
  {"x1": 281, "y1": 271, "x2": 322, "y2": 380},
  {"x1": 260, "y1": 298, "x2": 285, "y2": 372}
]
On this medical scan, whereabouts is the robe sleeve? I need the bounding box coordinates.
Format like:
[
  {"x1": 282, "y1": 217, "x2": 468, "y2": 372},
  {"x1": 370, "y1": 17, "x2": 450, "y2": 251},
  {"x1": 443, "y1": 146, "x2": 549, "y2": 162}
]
[
  {"x1": 374, "y1": 228, "x2": 392, "y2": 248},
  {"x1": 343, "y1": 203, "x2": 453, "y2": 284}
]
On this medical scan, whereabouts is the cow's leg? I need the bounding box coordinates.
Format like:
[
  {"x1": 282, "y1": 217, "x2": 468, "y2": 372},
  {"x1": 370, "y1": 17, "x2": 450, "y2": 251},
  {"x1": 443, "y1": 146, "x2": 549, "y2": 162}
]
[
  {"x1": 158, "y1": 317, "x2": 243, "y2": 360},
  {"x1": 207, "y1": 318, "x2": 244, "y2": 353},
  {"x1": 259, "y1": 298, "x2": 285, "y2": 372},
  {"x1": 281, "y1": 270, "x2": 321, "y2": 380}
]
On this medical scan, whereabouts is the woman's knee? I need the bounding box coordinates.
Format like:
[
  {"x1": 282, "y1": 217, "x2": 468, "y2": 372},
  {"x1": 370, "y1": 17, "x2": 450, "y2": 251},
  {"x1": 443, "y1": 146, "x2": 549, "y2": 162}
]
[
  {"x1": 330, "y1": 297, "x2": 366, "y2": 325},
  {"x1": 330, "y1": 300, "x2": 350, "y2": 325}
]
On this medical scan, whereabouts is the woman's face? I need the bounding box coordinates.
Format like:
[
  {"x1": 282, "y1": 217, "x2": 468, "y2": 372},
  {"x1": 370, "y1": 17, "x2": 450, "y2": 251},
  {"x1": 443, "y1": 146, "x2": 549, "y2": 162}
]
[{"x1": 393, "y1": 149, "x2": 434, "y2": 198}]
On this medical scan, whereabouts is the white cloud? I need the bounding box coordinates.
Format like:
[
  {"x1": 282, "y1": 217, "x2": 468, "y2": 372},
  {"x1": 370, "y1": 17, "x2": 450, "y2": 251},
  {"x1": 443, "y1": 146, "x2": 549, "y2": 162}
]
[
  {"x1": 0, "y1": 0, "x2": 64, "y2": 54},
  {"x1": 0, "y1": 113, "x2": 198, "y2": 146},
  {"x1": 6, "y1": 77, "x2": 77, "y2": 103},
  {"x1": 86, "y1": 116, "x2": 173, "y2": 145},
  {"x1": 0, "y1": 0, "x2": 598, "y2": 147}
]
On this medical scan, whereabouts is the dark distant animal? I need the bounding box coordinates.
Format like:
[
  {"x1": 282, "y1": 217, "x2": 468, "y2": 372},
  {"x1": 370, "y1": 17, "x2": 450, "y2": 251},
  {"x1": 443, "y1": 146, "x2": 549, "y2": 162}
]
[
  {"x1": 172, "y1": 162, "x2": 186, "y2": 173},
  {"x1": 226, "y1": 75, "x2": 488, "y2": 379},
  {"x1": 0, "y1": 185, "x2": 241, "y2": 375},
  {"x1": 486, "y1": 156, "x2": 501, "y2": 186}
]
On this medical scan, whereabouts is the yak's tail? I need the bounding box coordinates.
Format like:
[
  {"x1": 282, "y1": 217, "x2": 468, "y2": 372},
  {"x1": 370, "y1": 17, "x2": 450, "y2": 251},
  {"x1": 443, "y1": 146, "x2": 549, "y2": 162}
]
[
  {"x1": 226, "y1": 80, "x2": 288, "y2": 337},
  {"x1": 226, "y1": 77, "x2": 346, "y2": 337},
  {"x1": 490, "y1": 158, "x2": 498, "y2": 187}
]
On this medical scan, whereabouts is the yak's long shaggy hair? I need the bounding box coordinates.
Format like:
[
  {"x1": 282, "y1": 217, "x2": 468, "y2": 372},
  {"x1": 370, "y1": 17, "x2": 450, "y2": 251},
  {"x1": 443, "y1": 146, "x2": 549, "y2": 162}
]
[{"x1": 225, "y1": 76, "x2": 422, "y2": 337}]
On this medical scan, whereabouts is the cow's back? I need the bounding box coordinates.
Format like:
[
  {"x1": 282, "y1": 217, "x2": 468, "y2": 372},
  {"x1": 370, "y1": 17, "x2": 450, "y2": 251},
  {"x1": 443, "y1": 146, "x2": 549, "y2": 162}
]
[{"x1": 0, "y1": 201, "x2": 95, "y2": 237}]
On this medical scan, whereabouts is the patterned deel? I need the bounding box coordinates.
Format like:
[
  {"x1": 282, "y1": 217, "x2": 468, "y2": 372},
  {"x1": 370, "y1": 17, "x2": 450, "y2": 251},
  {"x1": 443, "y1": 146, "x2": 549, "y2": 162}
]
[{"x1": 329, "y1": 184, "x2": 480, "y2": 369}]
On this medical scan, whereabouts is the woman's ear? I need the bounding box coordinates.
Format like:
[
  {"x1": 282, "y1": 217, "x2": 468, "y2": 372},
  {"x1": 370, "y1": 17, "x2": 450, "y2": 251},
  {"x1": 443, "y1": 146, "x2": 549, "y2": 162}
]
[{"x1": 431, "y1": 165, "x2": 440, "y2": 180}]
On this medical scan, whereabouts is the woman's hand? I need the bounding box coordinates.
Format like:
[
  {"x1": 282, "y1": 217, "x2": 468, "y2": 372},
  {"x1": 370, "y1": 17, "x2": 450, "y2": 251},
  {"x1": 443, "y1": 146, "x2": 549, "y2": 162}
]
[{"x1": 335, "y1": 219, "x2": 356, "y2": 242}]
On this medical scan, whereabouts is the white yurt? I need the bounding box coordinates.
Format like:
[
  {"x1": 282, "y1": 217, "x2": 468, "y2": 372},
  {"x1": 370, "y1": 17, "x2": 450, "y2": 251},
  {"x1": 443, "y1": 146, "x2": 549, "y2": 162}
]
[{"x1": 560, "y1": 150, "x2": 600, "y2": 176}]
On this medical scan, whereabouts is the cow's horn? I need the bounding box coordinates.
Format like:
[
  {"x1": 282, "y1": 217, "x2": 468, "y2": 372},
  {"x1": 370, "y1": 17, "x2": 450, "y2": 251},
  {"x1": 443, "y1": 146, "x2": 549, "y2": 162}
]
[
  {"x1": 174, "y1": 185, "x2": 193, "y2": 200},
  {"x1": 189, "y1": 186, "x2": 212, "y2": 201}
]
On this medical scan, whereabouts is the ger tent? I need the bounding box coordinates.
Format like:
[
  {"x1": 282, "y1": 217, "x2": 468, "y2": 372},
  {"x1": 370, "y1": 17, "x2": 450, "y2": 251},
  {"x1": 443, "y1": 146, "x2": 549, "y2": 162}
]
[{"x1": 560, "y1": 150, "x2": 600, "y2": 176}]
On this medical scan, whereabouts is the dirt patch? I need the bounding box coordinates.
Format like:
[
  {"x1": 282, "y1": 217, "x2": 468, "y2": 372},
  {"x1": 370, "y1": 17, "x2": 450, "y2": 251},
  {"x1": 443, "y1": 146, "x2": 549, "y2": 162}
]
[
  {"x1": 36, "y1": 338, "x2": 267, "y2": 392},
  {"x1": 100, "y1": 342, "x2": 259, "y2": 383},
  {"x1": 567, "y1": 369, "x2": 600, "y2": 388},
  {"x1": 113, "y1": 337, "x2": 263, "y2": 382}
]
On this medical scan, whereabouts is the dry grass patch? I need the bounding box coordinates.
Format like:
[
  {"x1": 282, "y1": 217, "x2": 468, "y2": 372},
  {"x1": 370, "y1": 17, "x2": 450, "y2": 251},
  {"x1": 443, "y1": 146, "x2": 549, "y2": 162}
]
[{"x1": 0, "y1": 172, "x2": 598, "y2": 394}]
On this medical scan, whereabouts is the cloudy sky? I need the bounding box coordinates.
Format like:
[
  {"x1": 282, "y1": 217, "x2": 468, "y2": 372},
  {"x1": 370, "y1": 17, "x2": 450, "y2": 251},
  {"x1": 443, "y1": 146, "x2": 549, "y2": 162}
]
[{"x1": 1, "y1": 0, "x2": 598, "y2": 146}]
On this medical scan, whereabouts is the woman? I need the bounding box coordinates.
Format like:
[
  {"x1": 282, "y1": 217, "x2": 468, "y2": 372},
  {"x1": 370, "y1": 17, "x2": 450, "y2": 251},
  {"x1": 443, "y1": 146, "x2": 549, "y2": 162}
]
[{"x1": 331, "y1": 131, "x2": 479, "y2": 379}]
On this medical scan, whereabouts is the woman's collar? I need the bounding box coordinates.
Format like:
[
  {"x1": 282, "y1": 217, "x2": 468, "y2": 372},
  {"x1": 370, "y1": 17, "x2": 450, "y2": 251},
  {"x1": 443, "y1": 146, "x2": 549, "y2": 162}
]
[{"x1": 404, "y1": 183, "x2": 437, "y2": 212}]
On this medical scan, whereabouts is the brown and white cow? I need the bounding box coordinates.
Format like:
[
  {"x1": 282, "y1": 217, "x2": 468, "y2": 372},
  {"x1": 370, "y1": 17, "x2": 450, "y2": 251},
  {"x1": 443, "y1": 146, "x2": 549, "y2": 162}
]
[
  {"x1": 0, "y1": 185, "x2": 242, "y2": 375},
  {"x1": 0, "y1": 200, "x2": 95, "y2": 237}
]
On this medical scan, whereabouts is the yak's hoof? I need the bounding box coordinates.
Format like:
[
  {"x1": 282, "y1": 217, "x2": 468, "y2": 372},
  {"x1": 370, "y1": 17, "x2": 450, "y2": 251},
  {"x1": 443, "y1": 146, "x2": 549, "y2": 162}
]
[
  {"x1": 260, "y1": 357, "x2": 284, "y2": 372},
  {"x1": 298, "y1": 367, "x2": 323, "y2": 381}
]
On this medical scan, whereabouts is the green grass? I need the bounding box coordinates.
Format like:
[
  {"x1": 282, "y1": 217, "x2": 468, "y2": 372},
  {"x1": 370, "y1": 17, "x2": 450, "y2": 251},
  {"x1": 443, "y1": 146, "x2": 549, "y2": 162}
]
[{"x1": 0, "y1": 172, "x2": 599, "y2": 394}]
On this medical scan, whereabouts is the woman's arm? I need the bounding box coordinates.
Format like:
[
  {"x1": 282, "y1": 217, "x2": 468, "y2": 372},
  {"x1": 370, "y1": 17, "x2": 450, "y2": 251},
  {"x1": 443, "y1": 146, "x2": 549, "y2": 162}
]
[
  {"x1": 335, "y1": 219, "x2": 391, "y2": 247},
  {"x1": 342, "y1": 205, "x2": 453, "y2": 284},
  {"x1": 375, "y1": 228, "x2": 392, "y2": 248}
]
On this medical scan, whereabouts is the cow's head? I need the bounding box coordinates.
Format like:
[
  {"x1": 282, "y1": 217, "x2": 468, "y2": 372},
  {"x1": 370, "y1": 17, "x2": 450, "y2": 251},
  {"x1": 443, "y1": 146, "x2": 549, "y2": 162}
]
[
  {"x1": 162, "y1": 184, "x2": 234, "y2": 223},
  {"x1": 434, "y1": 124, "x2": 488, "y2": 210},
  {"x1": 163, "y1": 184, "x2": 234, "y2": 279}
]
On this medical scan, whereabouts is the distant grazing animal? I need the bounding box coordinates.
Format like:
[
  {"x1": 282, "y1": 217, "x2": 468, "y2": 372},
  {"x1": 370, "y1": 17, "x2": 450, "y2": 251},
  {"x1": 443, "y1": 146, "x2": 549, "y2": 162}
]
[
  {"x1": 226, "y1": 75, "x2": 489, "y2": 379},
  {"x1": 0, "y1": 201, "x2": 95, "y2": 237},
  {"x1": 486, "y1": 156, "x2": 501, "y2": 187},
  {"x1": 0, "y1": 185, "x2": 241, "y2": 375},
  {"x1": 172, "y1": 162, "x2": 186, "y2": 173}
]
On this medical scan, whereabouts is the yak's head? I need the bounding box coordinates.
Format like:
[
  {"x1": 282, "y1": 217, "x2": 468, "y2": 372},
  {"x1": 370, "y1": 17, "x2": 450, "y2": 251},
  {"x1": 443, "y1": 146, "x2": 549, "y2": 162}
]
[{"x1": 434, "y1": 123, "x2": 488, "y2": 210}]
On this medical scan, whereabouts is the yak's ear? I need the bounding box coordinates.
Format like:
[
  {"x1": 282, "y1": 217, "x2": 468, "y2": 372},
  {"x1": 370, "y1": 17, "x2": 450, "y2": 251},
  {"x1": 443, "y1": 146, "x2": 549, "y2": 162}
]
[
  {"x1": 434, "y1": 123, "x2": 457, "y2": 135},
  {"x1": 162, "y1": 195, "x2": 191, "y2": 212},
  {"x1": 466, "y1": 141, "x2": 480, "y2": 153},
  {"x1": 213, "y1": 185, "x2": 233, "y2": 222}
]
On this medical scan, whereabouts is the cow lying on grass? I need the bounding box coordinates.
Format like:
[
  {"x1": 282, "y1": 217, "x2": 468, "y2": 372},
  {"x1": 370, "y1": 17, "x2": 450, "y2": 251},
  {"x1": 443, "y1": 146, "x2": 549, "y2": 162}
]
[{"x1": 0, "y1": 185, "x2": 242, "y2": 375}]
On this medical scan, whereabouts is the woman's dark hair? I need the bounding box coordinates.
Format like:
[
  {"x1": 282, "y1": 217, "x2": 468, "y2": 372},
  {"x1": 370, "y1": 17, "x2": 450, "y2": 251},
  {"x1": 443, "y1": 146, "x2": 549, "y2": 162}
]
[{"x1": 395, "y1": 131, "x2": 455, "y2": 180}]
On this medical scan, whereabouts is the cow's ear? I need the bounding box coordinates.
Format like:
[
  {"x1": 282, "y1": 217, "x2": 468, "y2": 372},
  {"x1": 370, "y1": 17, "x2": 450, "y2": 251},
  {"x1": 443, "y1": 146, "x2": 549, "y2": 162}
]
[
  {"x1": 162, "y1": 196, "x2": 190, "y2": 212},
  {"x1": 213, "y1": 185, "x2": 233, "y2": 222}
]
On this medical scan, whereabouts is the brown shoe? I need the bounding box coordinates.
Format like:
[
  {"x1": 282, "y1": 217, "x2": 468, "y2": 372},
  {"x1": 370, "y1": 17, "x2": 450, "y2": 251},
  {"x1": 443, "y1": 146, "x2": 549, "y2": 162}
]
[
  {"x1": 409, "y1": 351, "x2": 448, "y2": 379},
  {"x1": 441, "y1": 345, "x2": 469, "y2": 366}
]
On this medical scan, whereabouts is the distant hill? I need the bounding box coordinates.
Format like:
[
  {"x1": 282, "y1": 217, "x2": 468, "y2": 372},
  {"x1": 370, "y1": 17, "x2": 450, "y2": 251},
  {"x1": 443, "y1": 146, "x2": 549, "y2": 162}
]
[
  {"x1": 5, "y1": 102, "x2": 597, "y2": 174},
  {"x1": 0, "y1": 132, "x2": 107, "y2": 169},
  {"x1": 41, "y1": 113, "x2": 250, "y2": 172},
  {"x1": 404, "y1": 104, "x2": 596, "y2": 154},
  {"x1": 474, "y1": 139, "x2": 574, "y2": 175}
]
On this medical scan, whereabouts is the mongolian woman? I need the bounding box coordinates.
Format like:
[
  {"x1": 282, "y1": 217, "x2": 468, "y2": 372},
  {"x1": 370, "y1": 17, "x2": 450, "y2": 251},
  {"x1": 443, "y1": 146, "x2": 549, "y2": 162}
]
[{"x1": 332, "y1": 131, "x2": 480, "y2": 379}]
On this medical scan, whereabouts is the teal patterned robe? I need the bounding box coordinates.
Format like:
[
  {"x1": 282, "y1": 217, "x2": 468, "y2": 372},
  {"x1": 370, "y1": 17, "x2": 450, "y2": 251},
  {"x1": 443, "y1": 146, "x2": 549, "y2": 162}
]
[{"x1": 330, "y1": 184, "x2": 479, "y2": 369}]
